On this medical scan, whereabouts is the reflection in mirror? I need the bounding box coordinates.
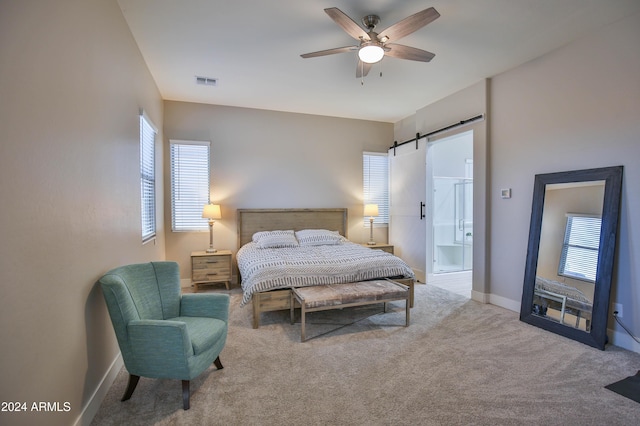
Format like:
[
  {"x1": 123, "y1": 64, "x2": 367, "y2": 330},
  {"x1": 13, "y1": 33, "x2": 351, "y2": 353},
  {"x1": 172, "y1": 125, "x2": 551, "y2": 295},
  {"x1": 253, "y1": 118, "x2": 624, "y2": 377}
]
[
  {"x1": 533, "y1": 181, "x2": 604, "y2": 332},
  {"x1": 520, "y1": 166, "x2": 623, "y2": 350}
]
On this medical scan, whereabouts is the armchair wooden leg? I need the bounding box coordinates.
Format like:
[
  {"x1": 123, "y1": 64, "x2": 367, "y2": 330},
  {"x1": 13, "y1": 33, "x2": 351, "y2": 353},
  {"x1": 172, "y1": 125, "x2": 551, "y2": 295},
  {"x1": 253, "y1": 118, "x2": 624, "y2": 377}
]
[
  {"x1": 121, "y1": 374, "x2": 140, "y2": 402},
  {"x1": 181, "y1": 356, "x2": 222, "y2": 410},
  {"x1": 182, "y1": 380, "x2": 190, "y2": 410},
  {"x1": 214, "y1": 356, "x2": 223, "y2": 370}
]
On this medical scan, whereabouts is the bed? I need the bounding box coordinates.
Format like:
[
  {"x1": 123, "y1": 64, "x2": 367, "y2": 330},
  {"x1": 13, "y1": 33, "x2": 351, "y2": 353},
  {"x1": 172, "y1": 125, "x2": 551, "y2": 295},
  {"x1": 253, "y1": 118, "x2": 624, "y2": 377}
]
[{"x1": 236, "y1": 208, "x2": 416, "y2": 328}]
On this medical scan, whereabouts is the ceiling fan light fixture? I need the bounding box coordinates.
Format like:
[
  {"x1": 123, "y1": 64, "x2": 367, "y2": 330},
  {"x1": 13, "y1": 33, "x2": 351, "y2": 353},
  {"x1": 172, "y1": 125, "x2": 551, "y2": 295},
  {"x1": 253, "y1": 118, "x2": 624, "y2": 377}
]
[
  {"x1": 358, "y1": 44, "x2": 384, "y2": 64},
  {"x1": 301, "y1": 7, "x2": 440, "y2": 76}
]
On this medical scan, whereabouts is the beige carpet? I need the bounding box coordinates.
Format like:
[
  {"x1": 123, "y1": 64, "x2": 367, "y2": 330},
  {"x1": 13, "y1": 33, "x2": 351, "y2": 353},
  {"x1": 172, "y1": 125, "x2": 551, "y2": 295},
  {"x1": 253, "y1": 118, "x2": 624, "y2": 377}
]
[{"x1": 91, "y1": 284, "x2": 640, "y2": 425}]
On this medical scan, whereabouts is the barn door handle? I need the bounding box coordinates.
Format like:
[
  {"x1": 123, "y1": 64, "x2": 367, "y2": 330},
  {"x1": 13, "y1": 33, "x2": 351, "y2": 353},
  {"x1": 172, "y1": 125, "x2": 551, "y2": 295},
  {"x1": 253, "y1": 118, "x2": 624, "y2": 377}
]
[{"x1": 420, "y1": 202, "x2": 426, "y2": 220}]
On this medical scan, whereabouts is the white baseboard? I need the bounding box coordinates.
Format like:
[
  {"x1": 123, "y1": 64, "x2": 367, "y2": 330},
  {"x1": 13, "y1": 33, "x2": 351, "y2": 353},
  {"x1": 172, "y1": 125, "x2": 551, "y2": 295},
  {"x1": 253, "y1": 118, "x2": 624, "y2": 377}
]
[
  {"x1": 608, "y1": 327, "x2": 640, "y2": 354},
  {"x1": 488, "y1": 293, "x2": 521, "y2": 312},
  {"x1": 484, "y1": 294, "x2": 639, "y2": 355},
  {"x1": 73, "y1": 353, "x2": 123, "y2": 426},
  {"x1": 470, "y1": 291, "x2": 521, "y2": 313},
  {"x1": 471, "y1": 290, "x2": 490, "y2": 304}
]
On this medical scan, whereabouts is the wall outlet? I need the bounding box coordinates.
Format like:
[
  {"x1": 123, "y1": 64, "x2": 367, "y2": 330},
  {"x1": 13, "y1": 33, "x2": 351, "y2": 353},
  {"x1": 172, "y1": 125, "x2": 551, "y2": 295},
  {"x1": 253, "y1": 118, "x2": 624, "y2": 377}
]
[{"x1": 612, "y1": 303, "x2": 623, "y2": 318}]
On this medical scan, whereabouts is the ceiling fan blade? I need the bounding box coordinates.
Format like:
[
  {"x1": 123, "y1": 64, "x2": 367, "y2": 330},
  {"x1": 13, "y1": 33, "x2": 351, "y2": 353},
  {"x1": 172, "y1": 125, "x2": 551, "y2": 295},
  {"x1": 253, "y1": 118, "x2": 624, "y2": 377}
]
[
  {"x1": 324, "y1": 7, "x2": 369, "y2": 41},
  {"x1": 300, "y1": 46, "x2": 356, "y2": 58},
  {"x1": 385, "y1": 44, "x2": 435, "y2": 62},
  {"x1": 356, "y1": 60, "x2": 372, "y2": 78},
  {"x1": 378, "y1": 7, "x2": 440, "y2": 42}
]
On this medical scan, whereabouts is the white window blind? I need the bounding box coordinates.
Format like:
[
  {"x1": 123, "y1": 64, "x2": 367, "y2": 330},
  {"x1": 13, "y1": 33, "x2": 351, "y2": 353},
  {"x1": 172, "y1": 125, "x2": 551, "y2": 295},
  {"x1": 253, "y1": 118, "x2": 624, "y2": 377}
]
[
  {"x1": 140, "y1": 112, "x2": 157, "y2": 243},
  {"x1": 363, "y1": 152, "x2": 389, "y2": 226},
  {"x1": 558, "y1": 214, "x2": 602, "y2": 282},
  {"x1": 170, "y1": 140, "x2": 211, "y2": 232}
]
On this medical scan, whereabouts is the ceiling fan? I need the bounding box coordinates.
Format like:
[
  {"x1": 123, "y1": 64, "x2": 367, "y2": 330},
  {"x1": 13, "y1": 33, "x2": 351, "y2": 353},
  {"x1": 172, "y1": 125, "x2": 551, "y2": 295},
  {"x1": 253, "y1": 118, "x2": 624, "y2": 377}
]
[{"x1": 301, "y1": 7, "x2": 440, "y2": 78}]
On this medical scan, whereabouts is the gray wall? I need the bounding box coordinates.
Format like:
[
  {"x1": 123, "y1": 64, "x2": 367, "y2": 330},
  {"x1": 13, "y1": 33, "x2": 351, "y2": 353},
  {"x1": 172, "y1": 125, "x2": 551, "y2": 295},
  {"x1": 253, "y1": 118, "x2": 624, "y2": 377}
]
[
  {"x1": 489, "y1": 11, "x2": 639, "y2": 351},
  {"x1": 394, "y1": 12, "x2": 640, "y2": 352}
]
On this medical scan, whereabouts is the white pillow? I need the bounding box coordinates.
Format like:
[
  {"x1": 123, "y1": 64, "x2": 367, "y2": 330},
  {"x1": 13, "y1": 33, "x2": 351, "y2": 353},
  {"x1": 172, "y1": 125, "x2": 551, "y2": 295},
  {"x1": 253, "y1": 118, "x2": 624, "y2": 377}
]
[
  {"x1": 252, "y1": 230, "x2": 299, "y2": 249},
  {"x1": 295, "y1": 229, "x2": 345, "y2": 246}
]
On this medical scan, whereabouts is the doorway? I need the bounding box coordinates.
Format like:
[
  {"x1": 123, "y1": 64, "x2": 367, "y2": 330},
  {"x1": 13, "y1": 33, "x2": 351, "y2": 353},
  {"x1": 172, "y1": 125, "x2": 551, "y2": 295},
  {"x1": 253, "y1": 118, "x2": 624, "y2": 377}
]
[{"x1": 426, "y1": 131, "x2": 473, "y2": 297}]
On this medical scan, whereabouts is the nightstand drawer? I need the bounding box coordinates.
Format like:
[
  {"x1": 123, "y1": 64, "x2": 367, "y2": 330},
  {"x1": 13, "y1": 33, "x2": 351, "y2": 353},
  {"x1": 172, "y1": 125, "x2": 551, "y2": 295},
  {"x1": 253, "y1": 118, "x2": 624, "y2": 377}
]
[
  {"x1": 192, "y1": 269, "x2": 230, "y2": 282},
  {"x1": 190, "y1": 250, "x2": 232, "y2": 290},
  {"x1": 193, "y1": 256, "x2": 228, "y2": 269}
]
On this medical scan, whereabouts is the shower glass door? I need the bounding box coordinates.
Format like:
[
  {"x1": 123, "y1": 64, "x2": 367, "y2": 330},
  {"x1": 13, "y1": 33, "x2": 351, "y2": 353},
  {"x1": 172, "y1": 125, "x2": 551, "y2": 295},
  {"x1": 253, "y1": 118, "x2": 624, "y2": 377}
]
[{"x1": 433, "y1": 177, "x2": 473, "y2": 273}]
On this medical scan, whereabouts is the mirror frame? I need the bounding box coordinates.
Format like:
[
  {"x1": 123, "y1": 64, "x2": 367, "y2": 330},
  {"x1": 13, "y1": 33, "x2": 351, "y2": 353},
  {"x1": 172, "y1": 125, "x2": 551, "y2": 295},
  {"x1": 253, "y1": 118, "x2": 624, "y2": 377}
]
[{"x1": 520, "y1": 166, "x2": 623, "y2": 350}]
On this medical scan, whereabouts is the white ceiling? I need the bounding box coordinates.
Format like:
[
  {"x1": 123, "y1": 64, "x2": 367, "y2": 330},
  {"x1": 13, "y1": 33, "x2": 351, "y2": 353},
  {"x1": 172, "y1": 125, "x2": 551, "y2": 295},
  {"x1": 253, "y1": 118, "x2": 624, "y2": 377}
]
[{"x1": 118, "y1": 0, "x2": 640, "y2": 123}]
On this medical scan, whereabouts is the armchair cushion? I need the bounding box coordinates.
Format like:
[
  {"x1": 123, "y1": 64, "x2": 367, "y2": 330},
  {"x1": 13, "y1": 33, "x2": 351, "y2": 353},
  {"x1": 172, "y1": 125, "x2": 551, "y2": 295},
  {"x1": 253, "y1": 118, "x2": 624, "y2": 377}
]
[{"x1": 169, "y1": 317, "x2": 227, "y2": 355}]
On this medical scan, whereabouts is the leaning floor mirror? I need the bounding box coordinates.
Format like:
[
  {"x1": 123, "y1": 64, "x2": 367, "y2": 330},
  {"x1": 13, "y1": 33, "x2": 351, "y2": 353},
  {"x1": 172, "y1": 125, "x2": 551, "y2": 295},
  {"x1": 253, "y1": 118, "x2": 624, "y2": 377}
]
[{"x1": 520, "y1": 166, "x2": 623, "y2": 350}]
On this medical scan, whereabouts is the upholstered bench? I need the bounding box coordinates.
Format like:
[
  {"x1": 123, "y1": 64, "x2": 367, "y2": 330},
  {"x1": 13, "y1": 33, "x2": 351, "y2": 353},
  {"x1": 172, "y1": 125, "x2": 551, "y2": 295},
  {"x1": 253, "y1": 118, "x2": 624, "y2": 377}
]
[{"x1": 290, "y1": 279, "x2": 410, "y2": 341}]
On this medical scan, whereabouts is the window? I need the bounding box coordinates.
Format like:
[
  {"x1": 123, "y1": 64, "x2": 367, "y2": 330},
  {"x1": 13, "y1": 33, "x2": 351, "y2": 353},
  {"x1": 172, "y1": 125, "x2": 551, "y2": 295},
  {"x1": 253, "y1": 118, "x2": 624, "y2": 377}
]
[
  {"x1": 363, "y1": 152, "x2": 389, "y2": 226},
  {"x1": 140, "y1": 111, "x2": 157, "y2": 243},
  {"x1": 558, "y1": 214, "x2": 602, "y2": 282},
  {"x1": 170, "y1": 140, "x2": 211, "y2": 232}
]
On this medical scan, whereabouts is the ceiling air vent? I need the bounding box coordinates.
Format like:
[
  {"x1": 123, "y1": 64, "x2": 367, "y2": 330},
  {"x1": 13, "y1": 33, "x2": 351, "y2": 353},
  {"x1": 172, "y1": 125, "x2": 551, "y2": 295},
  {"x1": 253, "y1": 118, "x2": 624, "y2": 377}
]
[{"x1": 195, "y1": 76, "x2": 217, "y2": 86}]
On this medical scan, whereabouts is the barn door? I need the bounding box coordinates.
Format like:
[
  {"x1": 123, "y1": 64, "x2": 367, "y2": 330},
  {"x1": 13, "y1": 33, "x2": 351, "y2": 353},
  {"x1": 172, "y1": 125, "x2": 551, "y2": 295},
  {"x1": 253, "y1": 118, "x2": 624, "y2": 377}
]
[{"x1": 389, "y1": 137, "x2": 427, "y2": 282}]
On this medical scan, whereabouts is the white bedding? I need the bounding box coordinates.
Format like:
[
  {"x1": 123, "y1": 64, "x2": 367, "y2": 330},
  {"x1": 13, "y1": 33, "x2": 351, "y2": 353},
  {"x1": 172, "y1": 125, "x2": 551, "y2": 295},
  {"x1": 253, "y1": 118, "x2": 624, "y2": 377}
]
[
  {"x1": 237, "y1": 241, "x2": 416, "y2": 306},
  {"x1": 534, "y1": 276, "x2": 592, "y2": 311}
]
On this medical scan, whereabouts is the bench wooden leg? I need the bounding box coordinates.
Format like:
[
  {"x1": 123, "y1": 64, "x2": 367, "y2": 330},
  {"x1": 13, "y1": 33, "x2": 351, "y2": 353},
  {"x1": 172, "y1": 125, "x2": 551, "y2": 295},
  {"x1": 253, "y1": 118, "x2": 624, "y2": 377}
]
[{"x1": 409, "y1": 285, "x2": 414, "y2": 308}]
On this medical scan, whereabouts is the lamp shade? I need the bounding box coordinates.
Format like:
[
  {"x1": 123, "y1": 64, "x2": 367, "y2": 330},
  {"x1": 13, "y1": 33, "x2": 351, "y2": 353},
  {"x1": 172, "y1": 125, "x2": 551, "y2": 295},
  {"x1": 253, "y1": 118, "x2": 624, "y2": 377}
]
[
  {"x1": 202, "y1": 204, "x2": 222, "y2": 220},
  {"x1": 358, "y1": 44, "x2": 384, "y2": 64},
  {"x1": 364, "y1": 204, "x2": 379, "y2": 217}
]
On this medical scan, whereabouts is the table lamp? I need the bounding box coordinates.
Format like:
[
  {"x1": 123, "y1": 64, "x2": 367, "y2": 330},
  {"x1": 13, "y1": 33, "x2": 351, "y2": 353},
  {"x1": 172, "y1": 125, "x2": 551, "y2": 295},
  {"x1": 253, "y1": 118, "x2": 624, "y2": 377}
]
[
  {"x1": 202, "y1": 204, "x2": 222, "y2": 253},
  {"x1": 364, "y1": 204, "x2": 379, "y2": 245}
]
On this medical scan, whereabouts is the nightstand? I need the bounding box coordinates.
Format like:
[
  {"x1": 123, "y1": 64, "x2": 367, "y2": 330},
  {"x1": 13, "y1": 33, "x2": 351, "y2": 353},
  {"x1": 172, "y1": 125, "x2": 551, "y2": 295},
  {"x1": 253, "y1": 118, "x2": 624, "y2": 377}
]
[
  {"x1": 359, "y1": 243, "x2": 415, "y2": 307},
  {"x1": 360, "y1": 243, "x2": 394, "y2": 254},
  {"x1": 191, "y1": 250, "x2": 232, "y2": 291}
]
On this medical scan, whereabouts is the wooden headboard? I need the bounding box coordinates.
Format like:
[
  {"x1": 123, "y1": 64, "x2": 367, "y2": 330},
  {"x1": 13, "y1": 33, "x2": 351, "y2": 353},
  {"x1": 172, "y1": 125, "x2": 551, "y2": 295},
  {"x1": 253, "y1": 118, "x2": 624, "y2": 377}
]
[{"x1": 237, "y1": 208, "x2": 348, "y2": 247}]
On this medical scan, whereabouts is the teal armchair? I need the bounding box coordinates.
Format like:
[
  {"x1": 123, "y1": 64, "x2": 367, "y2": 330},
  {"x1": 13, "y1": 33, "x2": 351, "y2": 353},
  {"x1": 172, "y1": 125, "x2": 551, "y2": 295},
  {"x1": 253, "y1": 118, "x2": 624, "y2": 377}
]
[{"x1": 99, "y1": 261, "x2": 229, "y2": 410}]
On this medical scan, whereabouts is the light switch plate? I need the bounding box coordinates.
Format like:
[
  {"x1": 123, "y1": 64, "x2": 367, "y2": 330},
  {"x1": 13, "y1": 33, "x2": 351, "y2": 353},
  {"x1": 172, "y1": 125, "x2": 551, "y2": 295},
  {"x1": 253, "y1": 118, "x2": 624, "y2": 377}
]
[{"x1": 501, "y1": 188, "x2": 512, "y2": 199}]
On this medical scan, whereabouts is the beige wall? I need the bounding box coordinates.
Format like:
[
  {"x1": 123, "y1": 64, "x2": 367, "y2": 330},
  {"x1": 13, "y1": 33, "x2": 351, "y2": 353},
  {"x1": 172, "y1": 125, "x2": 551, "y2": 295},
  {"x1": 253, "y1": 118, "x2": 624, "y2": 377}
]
[
  {"x1": 489, "y1": 12, "x2": 640, "y2": 348},
  {"x1": 0, "y1": 1, "x2": 164, "y2": 425},
  {"x1": 163, "y1": 101, "x2": 394, "y2": 282}
]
